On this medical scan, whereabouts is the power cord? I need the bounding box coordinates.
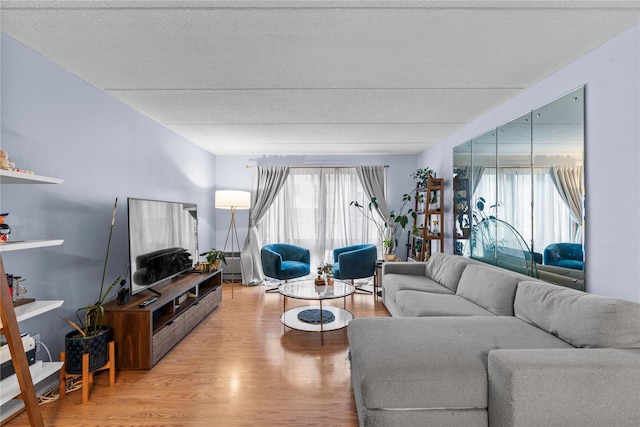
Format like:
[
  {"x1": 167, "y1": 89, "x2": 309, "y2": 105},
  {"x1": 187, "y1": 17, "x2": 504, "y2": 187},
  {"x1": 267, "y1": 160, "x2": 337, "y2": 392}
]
[
  {"x1": 38, "y1": 375, "x2": 83, "y2": 405},
  {"x1": 34, "y1": 339, "x2": 85, "y2": 405},
  {"x1": 38, "y1": 341, "x2": 53, "y2": 363}
]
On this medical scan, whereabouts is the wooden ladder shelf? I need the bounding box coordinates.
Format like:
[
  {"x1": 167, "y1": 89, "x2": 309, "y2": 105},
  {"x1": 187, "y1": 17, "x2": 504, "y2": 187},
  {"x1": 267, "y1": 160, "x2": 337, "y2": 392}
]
[{"x1": 0, "y1": 255, "x2": 45, "y2": 427}]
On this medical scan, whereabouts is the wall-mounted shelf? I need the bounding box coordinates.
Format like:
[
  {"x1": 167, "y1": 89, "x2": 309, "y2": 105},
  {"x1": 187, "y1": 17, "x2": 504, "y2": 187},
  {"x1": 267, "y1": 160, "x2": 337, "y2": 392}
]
[
  {"x1": 0, "y1": 361, "x2": 64, "y2": 406},
  {"x1": 0, "y1": 170, "x2": 63, "y2": 185},
  {"x1": 0, "y1": 170, "x2": 64, "y2": 426},
  {"x1": 14, "y1": 300, "x2": 64, "y2": 323},
  {"x1": 0, "y1": 239, "x2": 64, "y2": 253}
]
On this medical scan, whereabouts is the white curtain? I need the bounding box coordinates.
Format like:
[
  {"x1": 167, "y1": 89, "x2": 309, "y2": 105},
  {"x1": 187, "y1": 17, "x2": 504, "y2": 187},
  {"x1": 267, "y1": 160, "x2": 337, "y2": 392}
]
[
  {"x1": 474, "y1": 167, "x2": 572, "y2": 253},
  {"x1": 356, "y1": 165, "x2": 389, "y2": 256},
  {"x1": 241, "y1": 166, "x2": 290, "y2": 285},
  {"x1": 260, "y1": 167, "x2": 382, "y2": 270},
  {"x1": 549, "y1": 166, "x2": 584, "y2": 243}
]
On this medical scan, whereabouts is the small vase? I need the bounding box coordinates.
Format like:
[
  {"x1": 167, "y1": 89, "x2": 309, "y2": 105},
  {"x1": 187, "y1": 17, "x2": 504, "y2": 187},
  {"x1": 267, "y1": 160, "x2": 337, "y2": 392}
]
[{"x1": 327, "y1": 274, "x2": 334, "y2": 286}]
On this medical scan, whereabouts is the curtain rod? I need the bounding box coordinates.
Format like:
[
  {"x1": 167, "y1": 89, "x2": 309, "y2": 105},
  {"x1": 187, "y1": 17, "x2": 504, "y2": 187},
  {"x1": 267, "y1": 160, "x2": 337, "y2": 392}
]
[{"x1": 245, "y1": 165, "x2": 389, "y2": 169}]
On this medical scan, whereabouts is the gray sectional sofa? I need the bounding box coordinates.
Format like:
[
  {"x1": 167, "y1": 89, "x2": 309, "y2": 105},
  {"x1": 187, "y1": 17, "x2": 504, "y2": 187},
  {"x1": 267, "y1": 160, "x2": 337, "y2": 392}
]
[{"x1": 347, "y1": 253, "x2": 640, "y2": 427}]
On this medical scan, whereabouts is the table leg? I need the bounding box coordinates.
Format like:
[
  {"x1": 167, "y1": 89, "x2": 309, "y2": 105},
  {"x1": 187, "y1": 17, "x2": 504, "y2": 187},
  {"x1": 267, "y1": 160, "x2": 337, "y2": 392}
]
[
  {"x1": 282, "y1": 295, "x2": 287, "y2": 333},
  {"x1": 320, "y1": 299, "x2": 324, "y2": 345}
]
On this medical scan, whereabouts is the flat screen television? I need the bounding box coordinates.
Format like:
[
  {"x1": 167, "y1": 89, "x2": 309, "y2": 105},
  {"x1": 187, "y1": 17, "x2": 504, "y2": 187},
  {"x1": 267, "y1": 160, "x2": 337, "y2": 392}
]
[{"x1": 127, "y1": 198, "x2": 198, "y2": 295}]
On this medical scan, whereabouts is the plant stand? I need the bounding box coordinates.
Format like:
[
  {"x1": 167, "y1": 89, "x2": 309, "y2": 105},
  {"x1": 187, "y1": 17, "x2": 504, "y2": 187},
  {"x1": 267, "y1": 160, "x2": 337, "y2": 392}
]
[{"x1": 59, "y1": 341, "x2": 116, "y2": 403}]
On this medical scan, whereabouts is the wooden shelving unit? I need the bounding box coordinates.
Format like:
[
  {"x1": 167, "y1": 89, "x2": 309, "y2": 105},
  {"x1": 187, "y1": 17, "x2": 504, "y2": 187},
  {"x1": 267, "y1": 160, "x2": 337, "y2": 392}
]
[
  {"x1": 409, "y1": 178, "x2": 444, "y2": 261},
  {"x1": 0, "y1": 171, "x2": 64, "y2": 425},
  {"x1": 424, "y1": 178, "x2": 445, "y2": 258}
]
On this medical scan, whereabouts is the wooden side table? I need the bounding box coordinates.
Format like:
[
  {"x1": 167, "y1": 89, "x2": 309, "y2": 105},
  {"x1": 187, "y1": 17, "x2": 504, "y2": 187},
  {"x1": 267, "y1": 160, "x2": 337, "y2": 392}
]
[
  {"x1": 59, "y1": 341, "x2": 116, "y2": 403},
  {"x1": 374, "y1": 259, "x2": 384, "y2": 301}
]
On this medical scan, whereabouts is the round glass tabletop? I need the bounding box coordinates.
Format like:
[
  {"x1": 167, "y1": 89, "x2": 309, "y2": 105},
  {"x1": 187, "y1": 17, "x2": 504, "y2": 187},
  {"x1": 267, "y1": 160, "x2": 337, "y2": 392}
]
[{"x1": 279, "y1": 280, "x2": 355, "y2": 300}]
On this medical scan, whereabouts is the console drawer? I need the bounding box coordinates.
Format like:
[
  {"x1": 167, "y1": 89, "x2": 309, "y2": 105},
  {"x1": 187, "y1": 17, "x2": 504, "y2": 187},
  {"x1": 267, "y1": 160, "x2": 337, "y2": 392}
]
[
  {"x1": 202, "y1": 286, "x2": 222, "y2": 313},
  {"x1": 184, "y1": 301, "x2": 207, "y2": 333},
  {"x1": 152, "y1": 315, "x2": 185, "y2": 365}
]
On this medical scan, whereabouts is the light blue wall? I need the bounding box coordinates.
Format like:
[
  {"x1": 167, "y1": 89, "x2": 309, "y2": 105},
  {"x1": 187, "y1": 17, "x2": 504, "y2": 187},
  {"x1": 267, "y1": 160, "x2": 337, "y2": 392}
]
[
  {"x1": 420, "y1": 24, "x2": 640, "y2": 302},
  {"x1": 0, "y1": 34, "x2": 217, "y2": 357}
]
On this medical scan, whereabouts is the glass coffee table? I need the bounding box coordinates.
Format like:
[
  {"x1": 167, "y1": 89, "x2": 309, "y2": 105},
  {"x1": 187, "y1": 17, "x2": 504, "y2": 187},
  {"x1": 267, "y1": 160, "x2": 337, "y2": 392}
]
[{"x1": 278, "y1": 280, "x2": 355, "y2": 344}]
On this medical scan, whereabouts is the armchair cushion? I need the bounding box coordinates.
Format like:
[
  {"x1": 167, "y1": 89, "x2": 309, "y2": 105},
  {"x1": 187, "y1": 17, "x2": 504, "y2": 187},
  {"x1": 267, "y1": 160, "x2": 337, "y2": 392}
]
[
  {"x1": 261, "y1": 243, "x2": 310, "y2": 280},
  {"x1": 543, "y1": 243, "x2": 584, "y2": 270},
  {"x1": 332, "y1": 244, "x2": 377, "y2": 280}
]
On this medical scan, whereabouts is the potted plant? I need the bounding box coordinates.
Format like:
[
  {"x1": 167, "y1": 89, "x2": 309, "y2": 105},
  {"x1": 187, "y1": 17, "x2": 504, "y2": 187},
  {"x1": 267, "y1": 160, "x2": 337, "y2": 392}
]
[
  {"x1": 411, "y1": 167, "x2": 435, "y2": 188},
  {"x1": 64, "y1": 198, "x2": 123, "y2": 374},
  {"x1": 351, "y1": 187, "x2": 420, "y2": 260},
  {"x1": 199, "y1": 248, "x2": 227, "y2": 272},
  {"x1": 316, "y1": 262, "x2": 333, "y2": 286}
]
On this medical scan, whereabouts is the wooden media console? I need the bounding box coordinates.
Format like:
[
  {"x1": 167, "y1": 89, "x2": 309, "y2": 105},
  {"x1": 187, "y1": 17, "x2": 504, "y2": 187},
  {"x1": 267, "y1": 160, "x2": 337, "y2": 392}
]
[{"x1": 103, "y1": 270, "x2": 222, "y2": 370}]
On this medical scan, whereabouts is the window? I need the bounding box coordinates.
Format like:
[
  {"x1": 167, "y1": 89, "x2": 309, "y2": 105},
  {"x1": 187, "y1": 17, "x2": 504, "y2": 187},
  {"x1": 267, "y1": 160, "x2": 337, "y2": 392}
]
[
  {"x1": 474, "y1": 167, "x2": 573, "y2": 252},
  {"x1": 260, "y1": 167, "x2": 382, "y2": 268}
]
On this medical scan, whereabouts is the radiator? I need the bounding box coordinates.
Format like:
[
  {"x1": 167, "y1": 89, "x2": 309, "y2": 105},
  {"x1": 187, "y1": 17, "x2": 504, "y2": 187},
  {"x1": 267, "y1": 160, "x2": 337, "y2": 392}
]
[{"x1": 223, "y1": 252, "x2": 242, "y2": 282}]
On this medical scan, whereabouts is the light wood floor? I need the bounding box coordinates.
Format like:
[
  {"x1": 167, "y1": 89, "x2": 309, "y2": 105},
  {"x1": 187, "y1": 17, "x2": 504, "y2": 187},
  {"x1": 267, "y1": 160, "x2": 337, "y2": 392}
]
[{"x1": 8, "y1": 282, "x2": 390, "y2": 426}]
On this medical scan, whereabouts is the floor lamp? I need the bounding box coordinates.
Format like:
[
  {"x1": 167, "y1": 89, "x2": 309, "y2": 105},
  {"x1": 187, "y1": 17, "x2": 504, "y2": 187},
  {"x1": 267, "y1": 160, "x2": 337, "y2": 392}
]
[{"x1": 215, "y1": 190, "x2": 251, "y2": 299}]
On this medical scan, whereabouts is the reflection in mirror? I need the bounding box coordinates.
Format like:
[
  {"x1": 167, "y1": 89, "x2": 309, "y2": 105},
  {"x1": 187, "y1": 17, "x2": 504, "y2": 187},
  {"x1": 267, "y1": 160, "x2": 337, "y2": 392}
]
[
  {"x1": 453, "y1": 141, "x2": 471, "y2": 255},
  {"x1": 533, "y1": 87, "x2": 585, "y2": 289},
  {"x1": 470, "y1": 131, "x2": 498, "y2": 262},
  {"x1": 452, "y1": 87, "x2": 585, "y2": 290}
]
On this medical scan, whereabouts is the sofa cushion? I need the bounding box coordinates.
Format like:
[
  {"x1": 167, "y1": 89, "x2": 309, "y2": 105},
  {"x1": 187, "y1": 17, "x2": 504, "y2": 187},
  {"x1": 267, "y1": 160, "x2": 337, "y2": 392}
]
[
  {"x1": 383, "y1": 273, "x2": 454, "y2": 305},
  {"x1": 455, "y1": 265, "x2": 520, "y2": 316},
  {"x1": 396, "y1": 291, "x2": 495, "y2": 317},
  {"x1": 514, "y1": 281, "x2": 640, "y2": 348},
  {"x1": 425, "y1": 252, "x2": 473, "y2": 292},
  {"x1": 347, "y1": 316, "x2": 572, "y2": 411}
]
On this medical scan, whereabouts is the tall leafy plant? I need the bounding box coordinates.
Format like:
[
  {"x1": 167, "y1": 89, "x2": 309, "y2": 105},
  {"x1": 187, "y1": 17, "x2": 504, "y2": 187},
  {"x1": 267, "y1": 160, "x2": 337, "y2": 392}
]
[
  {"x1": 350, "y1": 168, "x2": 434, "y2": 254},
  {"x1": 351, "y1": 192, "x2": 417, "y2": 255},
  {"x1": 64, "y1": 198, "x2": 123, "y2": 337}
]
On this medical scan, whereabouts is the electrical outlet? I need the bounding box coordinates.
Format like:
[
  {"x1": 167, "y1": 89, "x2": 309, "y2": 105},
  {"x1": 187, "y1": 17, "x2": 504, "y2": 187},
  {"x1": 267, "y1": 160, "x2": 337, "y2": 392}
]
[{"x1": 33, "y1": 334, "x2": 41, "y2": 352}]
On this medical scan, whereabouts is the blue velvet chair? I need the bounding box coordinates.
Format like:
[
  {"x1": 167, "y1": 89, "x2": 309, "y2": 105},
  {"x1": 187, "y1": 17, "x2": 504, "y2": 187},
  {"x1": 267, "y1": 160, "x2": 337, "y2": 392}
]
[
  {"x1": 332, "y1": 244, "x2": 377, "y2": 293},
  {"x1": 261, "y1": 243, "x2": 311, "y2": 292},
  {"x1": 543, "y1": 243, "x2": 584, "y2": 271}
]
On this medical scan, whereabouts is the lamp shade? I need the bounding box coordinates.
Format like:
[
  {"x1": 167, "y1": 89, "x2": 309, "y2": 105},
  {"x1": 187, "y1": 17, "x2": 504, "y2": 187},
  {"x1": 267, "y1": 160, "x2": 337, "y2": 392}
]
[{"x1": 215, "y1": 190, "x2": 251, "y2": 210}]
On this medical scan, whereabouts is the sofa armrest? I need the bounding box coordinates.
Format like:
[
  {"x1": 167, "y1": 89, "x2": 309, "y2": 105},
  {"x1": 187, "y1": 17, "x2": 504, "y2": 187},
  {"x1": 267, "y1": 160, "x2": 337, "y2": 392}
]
[
  {"x1": 381, "y1": 261, "x2": 426, "y2": 276},
  {"x1": 488, "y1": 348, "x2": 640, "y2": 427}
]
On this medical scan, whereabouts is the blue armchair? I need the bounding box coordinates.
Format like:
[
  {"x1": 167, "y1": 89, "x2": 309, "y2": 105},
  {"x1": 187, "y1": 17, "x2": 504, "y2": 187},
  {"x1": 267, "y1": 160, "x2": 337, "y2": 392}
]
[
  {"x1": 332, "y1": 244, "x2": 377, "y2": 293},
  {"x1": 543, "y1": 243, "x2": 584, "y2": 271},
  {"x1": 261, "y1": 243, "x2": 311, "y2": 286}
]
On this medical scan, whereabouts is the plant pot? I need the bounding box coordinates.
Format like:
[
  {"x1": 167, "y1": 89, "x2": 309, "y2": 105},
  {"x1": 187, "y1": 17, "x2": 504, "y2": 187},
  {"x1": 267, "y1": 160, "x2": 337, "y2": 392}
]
[
  {"x1": 64, "y1": 326, "x2": 111, "y2": 374},
  {"x1": 212, "y1": 259, "x2": 222, "y2": 271},
  {"x1": 384, "y1": 254, "x2": 396, "y2": 261}
]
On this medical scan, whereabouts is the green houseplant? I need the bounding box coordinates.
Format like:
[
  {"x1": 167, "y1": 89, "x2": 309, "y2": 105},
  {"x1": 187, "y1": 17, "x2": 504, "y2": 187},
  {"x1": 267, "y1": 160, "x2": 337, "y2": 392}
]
[
  {"x1": 64, "y1": 198, "x2": 122, "y2": 374},
  {"x1": 351, "y1": 168, "x2": 434, "y2": 259},
  {"x1": 199, "y1": 248, "x2": 227, "y2": 271},
  {"x1": 411, "y1": 167, "x2": 435, "y2": 188}
]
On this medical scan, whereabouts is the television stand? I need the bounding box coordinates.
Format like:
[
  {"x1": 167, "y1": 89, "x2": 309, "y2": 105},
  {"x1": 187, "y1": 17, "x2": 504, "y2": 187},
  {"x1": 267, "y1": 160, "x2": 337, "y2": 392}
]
[
  {"x1": 103, "y1": 270, "x2": 222, "y2": 370},
  {"x1": 146, "y1": 287, "x2": 162, "y2": 297}
]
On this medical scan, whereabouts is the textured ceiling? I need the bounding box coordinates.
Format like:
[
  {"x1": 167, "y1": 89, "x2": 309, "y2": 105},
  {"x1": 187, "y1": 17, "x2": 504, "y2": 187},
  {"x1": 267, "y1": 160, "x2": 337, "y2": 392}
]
[{"x1": 1, "y1": 1, "x2": 639, "y2": 156}]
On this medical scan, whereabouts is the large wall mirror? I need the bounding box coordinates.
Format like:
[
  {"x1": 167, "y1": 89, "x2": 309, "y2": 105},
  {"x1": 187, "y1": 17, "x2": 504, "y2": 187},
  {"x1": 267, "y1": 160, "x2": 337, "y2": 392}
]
[{"x1": 453, "y1": 86, "x2": 585, "y2": 290}]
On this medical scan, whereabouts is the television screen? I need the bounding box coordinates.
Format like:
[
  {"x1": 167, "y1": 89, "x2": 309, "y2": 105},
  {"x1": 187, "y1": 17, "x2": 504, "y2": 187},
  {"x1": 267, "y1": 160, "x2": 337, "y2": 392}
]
[{"x1": 127, "y1": 198, "x2": 198, "y2": 295}]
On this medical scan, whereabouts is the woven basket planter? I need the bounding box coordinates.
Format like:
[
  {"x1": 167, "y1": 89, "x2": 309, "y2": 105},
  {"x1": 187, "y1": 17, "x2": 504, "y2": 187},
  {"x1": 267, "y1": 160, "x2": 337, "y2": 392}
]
[{"x1": 64, "y1": 326, "x2": 111, "y2": 374}]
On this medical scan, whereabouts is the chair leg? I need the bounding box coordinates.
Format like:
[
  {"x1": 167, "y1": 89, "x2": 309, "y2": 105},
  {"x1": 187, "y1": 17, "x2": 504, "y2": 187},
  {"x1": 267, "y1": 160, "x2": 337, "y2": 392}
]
[
  {"x1": 265, "y1": 279, "x2": 286, "y2": 293},
  {"x1": 353, "y1": 278, "x2": 373, "y2": 294}
]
